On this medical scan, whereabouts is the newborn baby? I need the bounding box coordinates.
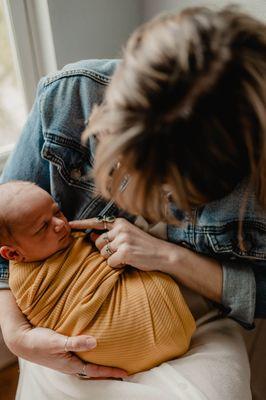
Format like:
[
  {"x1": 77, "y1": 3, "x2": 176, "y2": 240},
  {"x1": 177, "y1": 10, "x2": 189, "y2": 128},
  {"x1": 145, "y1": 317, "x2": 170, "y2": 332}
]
[{"x1": 0, "y1": 181, "x2": 195, "y2": 374}]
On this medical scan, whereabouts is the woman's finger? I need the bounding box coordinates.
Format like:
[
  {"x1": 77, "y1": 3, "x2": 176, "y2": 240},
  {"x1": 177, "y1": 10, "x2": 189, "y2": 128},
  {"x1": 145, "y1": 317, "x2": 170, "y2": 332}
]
[
  {"x1": 100, "y1": 242, "x2": 116, "y2": 259},
  {"x1": 69, "y1": 218, "x2": 103, "y2": 230},
  {"x1": 59, "y1": 351, "x2": 127, "y2": 378},
  {"x1": 69, "y1": 218, "x2": 115, "y2": 231},
  {"x1": 57, "y1": 335, "x2": 127, "y2": 378},
  {"x1": 62, "y1": 335, "x2": 97, "y2": 353},
  {"x1": 94, "y1": 230, "x2": 115, "y2": 250},
  {"x1": 85, "y1": 363, "x2": 128, "y2": 379},
  {"x1": 106, "y1": 250, "x2": 126, "y2": 268}
]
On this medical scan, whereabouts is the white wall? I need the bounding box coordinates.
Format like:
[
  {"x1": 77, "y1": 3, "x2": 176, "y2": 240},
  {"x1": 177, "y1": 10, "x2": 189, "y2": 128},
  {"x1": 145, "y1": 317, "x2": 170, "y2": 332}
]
[
  {"x1": 141, "y1": 0, "x2": 266, "y2": 22},
  {"x1": 47, "y1": 0, "x2": 142, "y2": 68}
]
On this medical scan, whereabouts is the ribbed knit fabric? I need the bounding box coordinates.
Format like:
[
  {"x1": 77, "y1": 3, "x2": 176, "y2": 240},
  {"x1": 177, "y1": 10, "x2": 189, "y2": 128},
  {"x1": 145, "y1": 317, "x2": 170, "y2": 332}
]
[{"x1": 9, "y1": 232, "x2": 195, "y2": 374}]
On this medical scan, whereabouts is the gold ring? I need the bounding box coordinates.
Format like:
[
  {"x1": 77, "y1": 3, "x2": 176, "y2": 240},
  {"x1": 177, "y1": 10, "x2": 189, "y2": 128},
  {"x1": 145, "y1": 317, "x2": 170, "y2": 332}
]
[{"x1": 64, "y1": 336, "x2": 69, "y2": 353}]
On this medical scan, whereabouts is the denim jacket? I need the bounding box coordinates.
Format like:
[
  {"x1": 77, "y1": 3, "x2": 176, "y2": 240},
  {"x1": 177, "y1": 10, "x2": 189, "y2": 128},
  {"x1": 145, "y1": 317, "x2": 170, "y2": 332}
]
[{"x1": 1, "y1": 60, "x2": 265, "y2": 328}]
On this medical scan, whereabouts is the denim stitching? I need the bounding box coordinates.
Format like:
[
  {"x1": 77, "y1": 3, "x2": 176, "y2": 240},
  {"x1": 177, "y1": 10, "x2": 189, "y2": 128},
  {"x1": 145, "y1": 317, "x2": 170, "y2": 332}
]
[
  {"x1": 207, "y1": 233, "x2": 266, "y2": 259},
  {"x1": 44, "y1": 69, "x2": 111, "y2": 87},
  {"x1": 44, "y1": 133, "x2": 90, "y2": 157},
  {"x1": 197, "y1": 220, "x2": 266, "y2": 233},
  {"x1": 43, "y1": 150, "x2": 95, "y2": 192}
]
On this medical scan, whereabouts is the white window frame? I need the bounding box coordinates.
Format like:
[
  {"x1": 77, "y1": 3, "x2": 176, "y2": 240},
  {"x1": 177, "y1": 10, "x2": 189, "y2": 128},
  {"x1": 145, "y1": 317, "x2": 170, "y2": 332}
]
[
  {"x1": 3, "y1": 0, "x2": 57, "y2": 110},
  {"x1": 1, "y1": 0, "x2": 57, "y2": 170}
]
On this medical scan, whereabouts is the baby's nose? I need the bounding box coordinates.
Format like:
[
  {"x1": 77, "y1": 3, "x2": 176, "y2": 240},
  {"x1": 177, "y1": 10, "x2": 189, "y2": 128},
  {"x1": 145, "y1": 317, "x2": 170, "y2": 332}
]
[{"x1": 54, "y1": 217, "x2": 66, "y2": 232}]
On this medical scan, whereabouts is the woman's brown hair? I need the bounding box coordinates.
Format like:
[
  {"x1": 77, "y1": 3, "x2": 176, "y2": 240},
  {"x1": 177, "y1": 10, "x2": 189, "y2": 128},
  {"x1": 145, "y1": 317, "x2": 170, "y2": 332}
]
[{"x1": 85, "y1": 6, "x2": 266, "y2": 222}]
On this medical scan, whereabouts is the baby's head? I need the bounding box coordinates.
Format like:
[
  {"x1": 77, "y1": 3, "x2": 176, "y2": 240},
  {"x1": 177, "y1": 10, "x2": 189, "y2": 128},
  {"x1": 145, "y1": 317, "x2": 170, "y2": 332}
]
[{"x1": 0, "y1": 181, "x2": 72, "y2": 262}]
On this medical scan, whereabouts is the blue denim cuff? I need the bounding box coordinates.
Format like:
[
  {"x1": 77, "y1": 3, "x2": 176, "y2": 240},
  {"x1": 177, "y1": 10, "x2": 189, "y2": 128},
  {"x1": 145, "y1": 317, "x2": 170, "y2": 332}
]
[
  {"x1": 0, "y1": 259, "x2": 9, "y2": 289},
  {"x1": 222, "y1": 261, "x2": 256, "y2": 328},
  {"x1": 0, "y1": 281, "x2": 10, "y2": 289}
]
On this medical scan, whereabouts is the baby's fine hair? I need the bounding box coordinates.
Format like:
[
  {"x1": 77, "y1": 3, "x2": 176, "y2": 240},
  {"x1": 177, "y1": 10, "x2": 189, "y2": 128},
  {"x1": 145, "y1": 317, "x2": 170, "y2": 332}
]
[
  {"x1": 0, "y1": 181, "x2": 36, "y2": 245},
  {"x1": 87, "y1": 6, "x2": 266, "y2": 222}
]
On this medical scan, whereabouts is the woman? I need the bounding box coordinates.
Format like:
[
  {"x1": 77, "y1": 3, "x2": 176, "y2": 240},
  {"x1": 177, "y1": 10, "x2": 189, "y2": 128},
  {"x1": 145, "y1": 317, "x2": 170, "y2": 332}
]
[
  {"x1": 0, "y1": 6, "x2": 264, "y2": 399},
  {"x1": 76, "y1": 5, "x2": 266, "y2": 326}
]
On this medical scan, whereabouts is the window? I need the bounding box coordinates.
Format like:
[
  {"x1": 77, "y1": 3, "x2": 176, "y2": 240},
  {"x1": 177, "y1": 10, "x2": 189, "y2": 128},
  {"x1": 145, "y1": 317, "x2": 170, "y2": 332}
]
[
  {"x1": 0, "y1": 0, "x2": 26, "y2": 150},
  {"x1": 0, "y1": 0, "x2": 57, "y2": 172}
]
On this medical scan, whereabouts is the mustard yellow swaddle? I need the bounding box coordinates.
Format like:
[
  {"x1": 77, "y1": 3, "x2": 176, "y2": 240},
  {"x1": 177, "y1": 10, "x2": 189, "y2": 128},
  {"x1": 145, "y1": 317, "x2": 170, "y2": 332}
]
[{"x1": 9, "y1": 232, "x2": 195, "y2": 374}]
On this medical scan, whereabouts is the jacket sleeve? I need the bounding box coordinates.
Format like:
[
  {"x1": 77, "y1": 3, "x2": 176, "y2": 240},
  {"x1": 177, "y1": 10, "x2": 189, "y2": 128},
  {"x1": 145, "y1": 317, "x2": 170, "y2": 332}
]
[
  {"x1": 0, "y1": 78, "x2": 50, "y2": 288},
  {"x1": 221, "y1": 261, "x2": 256, "y2": 328},
  {"x1": 222, "y1": 259, "x2": 266, "y2": 328}
]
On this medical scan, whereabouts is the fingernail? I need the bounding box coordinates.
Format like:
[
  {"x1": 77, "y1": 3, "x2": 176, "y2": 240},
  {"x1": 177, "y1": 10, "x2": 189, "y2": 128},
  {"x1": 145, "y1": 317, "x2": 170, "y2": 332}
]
[{"x1": 87, "y1": 337, "x2": 97, "y2": 349}]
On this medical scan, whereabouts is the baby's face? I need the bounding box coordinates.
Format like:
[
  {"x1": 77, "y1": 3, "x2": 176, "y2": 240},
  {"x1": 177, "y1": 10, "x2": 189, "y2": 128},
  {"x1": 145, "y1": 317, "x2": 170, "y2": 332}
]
[{"x1": 12, "y1": 187, "x2": 72, "y2": 262}]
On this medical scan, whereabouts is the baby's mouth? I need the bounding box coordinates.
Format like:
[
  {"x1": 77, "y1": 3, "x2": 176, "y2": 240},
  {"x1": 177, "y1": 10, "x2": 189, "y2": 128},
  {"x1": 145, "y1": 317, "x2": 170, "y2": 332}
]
[{"x1": 59, "y1": 230, "x2": 70, "y2": 242}]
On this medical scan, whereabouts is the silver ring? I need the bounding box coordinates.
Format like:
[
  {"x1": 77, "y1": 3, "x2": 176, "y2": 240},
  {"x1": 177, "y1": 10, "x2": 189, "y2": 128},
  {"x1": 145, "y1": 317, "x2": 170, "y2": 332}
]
[
  {"x1": 102, "y1": 215, "x2": 116, "y2": 230},
  {"x1": 103, "y1": 215, "x2": 116, "y2": 223},
  {"x1": 76, "y1": 363, "x2": 87, "y2": 379},
  {"x1": 64, "y1": 336, "x2": 69, "y2": 353},
  {"x1": 106, "y1": 243, "x2": 114, "y2": 256}
]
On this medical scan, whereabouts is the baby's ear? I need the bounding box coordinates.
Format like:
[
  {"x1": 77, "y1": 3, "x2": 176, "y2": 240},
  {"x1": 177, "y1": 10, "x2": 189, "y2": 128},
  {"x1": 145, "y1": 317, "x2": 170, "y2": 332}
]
[{"x1": 0, "y1": 246, "x2": 24, "y2": 261}]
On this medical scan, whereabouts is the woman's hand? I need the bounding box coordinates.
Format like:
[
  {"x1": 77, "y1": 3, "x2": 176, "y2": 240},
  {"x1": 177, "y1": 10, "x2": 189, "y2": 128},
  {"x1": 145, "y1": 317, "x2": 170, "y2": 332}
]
[
  {"x1": 69, "y1": 217, "x2": 222, "y2": 303},
  {"x1": 69, "y1": 217, "x2": 172, "y2": 271},
  {"x1": 0, "y1": 290, "x2": 127, "y2": 379}
]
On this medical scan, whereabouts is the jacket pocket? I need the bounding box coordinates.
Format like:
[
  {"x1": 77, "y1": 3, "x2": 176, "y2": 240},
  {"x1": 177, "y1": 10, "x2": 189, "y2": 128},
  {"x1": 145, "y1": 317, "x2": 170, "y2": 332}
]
[
  {"x1": 42, "y1": 135, "x2": 96, "y2": 192},
  {"x1": 206, "y1": 221, "x2": 266, "y2": 260}
]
